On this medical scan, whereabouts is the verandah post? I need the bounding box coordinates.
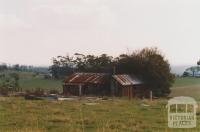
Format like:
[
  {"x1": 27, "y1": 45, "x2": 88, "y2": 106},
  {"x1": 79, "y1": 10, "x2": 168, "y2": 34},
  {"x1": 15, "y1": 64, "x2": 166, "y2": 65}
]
[
  {"x1": 150, "y1": 91, "x2": 152, "y2": 101},
  {"x1": 79, "y1": 84, "x2": 82, "y2": 97}
]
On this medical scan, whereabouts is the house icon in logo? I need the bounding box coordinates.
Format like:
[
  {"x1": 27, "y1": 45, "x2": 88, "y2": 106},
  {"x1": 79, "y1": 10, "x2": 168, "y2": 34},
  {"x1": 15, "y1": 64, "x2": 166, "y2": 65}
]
[{"x1": 167, "y1": 96, "x2": 198, "y2": 128}]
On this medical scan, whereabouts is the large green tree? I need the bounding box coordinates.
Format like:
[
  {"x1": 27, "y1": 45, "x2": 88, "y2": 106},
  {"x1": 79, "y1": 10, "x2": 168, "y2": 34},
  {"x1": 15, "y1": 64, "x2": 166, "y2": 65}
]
[
  {"x1": 49, "y1": 56, "x2": 74, "y2": 79},
  {"x1": 0, "y1": 73, "x2": 20, "y2": 95},
  {"x1": 197, "y1": 60, "x2": 200, "y2": 65},
  {"x1": 49, "y1": 53, "x2": 113, "y2": 79},
  {"x1": 116, "y1": 47, "x2": 175, "y2": 97}
]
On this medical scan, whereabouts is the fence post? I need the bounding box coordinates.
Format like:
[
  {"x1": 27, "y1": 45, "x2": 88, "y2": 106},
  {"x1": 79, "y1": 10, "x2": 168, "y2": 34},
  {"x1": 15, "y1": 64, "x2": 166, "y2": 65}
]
[
  {"x1": 150, "y1": 91, "x2": 152, "y2": 101},
  {"x1": 79, "y1": 84, "x2": 82, "y2": 97}
]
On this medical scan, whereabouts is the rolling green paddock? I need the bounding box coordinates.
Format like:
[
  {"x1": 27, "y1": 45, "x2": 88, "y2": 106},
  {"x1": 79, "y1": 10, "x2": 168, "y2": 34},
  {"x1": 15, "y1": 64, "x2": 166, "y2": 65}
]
[
  {"x1": 0, "y1": 71, "x2": 63, "y2": 92},
  {"x1": 19, "y1": 77, "x2": 62, "y2": 92},
  {"x1": 172, "y1": 77, "x2": 200, "y2": 88},
  {"x1": 18, "y1": 72, "x2": 63, "y2": 92},
  {"x1": 171, "y1": 77, "x2": 200, "y2": 100}
]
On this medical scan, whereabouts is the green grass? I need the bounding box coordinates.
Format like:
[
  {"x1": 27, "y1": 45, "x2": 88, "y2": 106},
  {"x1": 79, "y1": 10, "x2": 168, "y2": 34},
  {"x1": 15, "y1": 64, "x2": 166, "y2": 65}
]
[
  {"x1": 0, "y1": 97, "x2": 200, "y2": 132},
  {"x1": 18, "y1": 72, "x2": 63, "y2": 91},
  {"x1": 170, "y1": 77, "x2": 200, "y2": 100},
  {"x1": 19, "y1": 77, "x2": 62, "y2": 92},
  {"x1": 172, "y1": 77, "x2": 200, "y2": 88},
  {"x1": 0, "y1": 71, "x2": 63, "y2": 92}
]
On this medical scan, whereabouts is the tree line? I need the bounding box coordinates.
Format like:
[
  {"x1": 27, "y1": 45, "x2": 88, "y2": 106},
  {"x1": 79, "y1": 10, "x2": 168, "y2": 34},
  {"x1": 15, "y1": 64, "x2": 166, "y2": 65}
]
[
  {"x1": 0, "y1": 64, "x2": 49, "y2": 73},
  {"x1": 49, "y1": 47, "x2": 175, "y2": 97}
]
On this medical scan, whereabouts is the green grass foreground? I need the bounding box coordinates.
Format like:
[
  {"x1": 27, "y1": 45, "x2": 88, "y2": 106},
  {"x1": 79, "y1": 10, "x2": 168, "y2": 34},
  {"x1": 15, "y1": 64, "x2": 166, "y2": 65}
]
[{"x1": 0, "y1": 97, "x2": 200, "y2": 132}]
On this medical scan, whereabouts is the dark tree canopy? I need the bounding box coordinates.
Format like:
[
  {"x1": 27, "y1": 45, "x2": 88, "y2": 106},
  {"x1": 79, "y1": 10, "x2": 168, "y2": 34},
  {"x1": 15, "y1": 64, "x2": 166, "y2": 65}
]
[
  {"x1": 197, "y1": 59, "x2": 200, "y2": 65},
  {"x1": 49, "y1": 56, "x2": 74, "y2": 79},
  {"x1": 116, "y1": 48, "x2": 175, "y2": 97},
  {"x1": 49, "y1": 54, "x2": 113, "y2": 79},
  {"x1": 0, "y1": 64, "x2": 7, "y2": 71}
]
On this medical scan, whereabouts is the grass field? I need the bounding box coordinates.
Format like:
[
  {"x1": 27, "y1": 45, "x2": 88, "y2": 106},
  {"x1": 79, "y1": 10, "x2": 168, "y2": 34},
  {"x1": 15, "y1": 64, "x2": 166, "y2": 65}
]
[
  {"x1": 0, "y1": 97, "x2": 200, "y2": 132},
  {"x1": 170, "y1": 77, "x2": 200, "y2": 100},
  {"x1": 0, "y1": 71, "x2": 63, "y2": 92},
  {"x1": 18, "y1": 72, "x2": 63, "y2": 92}
]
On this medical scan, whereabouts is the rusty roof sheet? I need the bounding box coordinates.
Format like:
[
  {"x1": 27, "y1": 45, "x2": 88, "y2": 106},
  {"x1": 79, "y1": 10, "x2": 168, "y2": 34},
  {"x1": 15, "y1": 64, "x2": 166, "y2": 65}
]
[
  {"x1": 64, "y1": 73, "x2": 109, "y2": 84},
  {"x1": 113, "y1": 74, "x2": 143, "y2": 86}
]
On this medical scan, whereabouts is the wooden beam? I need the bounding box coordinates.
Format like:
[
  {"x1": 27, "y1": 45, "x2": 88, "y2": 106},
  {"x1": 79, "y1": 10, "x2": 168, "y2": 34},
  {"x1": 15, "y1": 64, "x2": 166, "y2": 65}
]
[
  {"x1": 79, "y1": 85, "x2": 82, "y2": 96},
  {"x1": 128, "y1": 87, "x2": 130, "y2": 100},
  {"x1": 64, "y1": 83, "x2": 84, "y2": 85},
  {"x1": 150, "y1": 91, "x2": 152, "y2": 101},
  {"x1": 130, "y1": 87, "x2": 133, "y2": 99}
]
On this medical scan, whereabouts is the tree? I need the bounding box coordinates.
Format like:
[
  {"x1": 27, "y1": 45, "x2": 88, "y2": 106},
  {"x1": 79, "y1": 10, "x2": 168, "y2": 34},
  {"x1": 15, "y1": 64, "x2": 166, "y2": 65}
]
[
  {"x1": 116, "y1": 47, "x2": 175, "y2": 97},
  {"x1": 13, "y1": 64, "x2": 20, "y2": 71},
  {"x1": 0, "y1": 64, "x2": 7, "y2": 71},
  {"x1": 9, "y1": 73, "x2": 20, "y2": 91},
  {"x1": 190, "y1": 67, "x2": 196, "y2": 77},
  {"x1": 197, "y1": 60, "x2": 200, "y2": 65},
  {"x1": 84, "y1": 54, "x2": 113, "y2": 73},
  {"x1": 49, "y1": 56, "x2": 74, "y2": 79},
  {"x1": 49, "y1": 53, "x2": 114, "y2": 79}
]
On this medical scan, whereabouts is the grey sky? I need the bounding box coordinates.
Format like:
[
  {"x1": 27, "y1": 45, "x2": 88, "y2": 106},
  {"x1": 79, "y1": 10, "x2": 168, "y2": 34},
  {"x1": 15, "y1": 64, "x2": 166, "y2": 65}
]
[{"x1": 1, "y1": 0, "x2": 200, "y2": 66}]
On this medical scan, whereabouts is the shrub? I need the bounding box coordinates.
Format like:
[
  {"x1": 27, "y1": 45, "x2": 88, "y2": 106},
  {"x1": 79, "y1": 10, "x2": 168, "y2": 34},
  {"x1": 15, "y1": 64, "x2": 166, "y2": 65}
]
[
  {"x1": 49, "y1": 89, "x2": 59, "y2": 94},
  {"x1": 0, "y1": 86, "x2": 9, "y2": 96},
  {"x1": 25, "y1": 88, "x2": 45, "y2": 96},
  {"x1": 44, "y1": 74, "x2": 51, "y2": 79},
  {"x1": 34, "y1": 88, "x2": 44, "y2": 96}
]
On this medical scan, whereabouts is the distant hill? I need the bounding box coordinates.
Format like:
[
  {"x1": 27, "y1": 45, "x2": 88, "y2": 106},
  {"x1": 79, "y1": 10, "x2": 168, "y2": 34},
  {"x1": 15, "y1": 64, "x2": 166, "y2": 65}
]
[
  {"x1": 171, "y1": 65, "x2": 193, "y2": 75},
  {"x1": 30, "y1": 66, "x2": 49, "y2": 73}
]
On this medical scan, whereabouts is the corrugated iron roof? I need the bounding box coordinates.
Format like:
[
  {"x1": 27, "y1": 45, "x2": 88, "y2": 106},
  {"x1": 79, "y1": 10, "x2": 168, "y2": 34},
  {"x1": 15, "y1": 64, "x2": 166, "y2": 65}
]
[
  {"x1": 113, "y1": 74, "x2": 143, "y2": 86},
  {"x1": 64, "y1": 73, "x2": 109, "y2": 84}
]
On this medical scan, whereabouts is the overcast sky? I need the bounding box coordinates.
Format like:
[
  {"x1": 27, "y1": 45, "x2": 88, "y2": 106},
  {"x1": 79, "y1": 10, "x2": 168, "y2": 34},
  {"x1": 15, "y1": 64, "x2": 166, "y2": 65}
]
[{"x1": 1, "y1": 0, "x2": 200, "y2": 66}]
